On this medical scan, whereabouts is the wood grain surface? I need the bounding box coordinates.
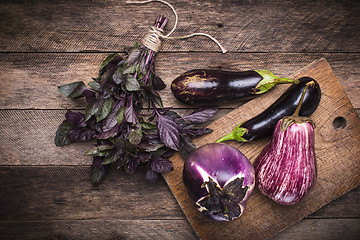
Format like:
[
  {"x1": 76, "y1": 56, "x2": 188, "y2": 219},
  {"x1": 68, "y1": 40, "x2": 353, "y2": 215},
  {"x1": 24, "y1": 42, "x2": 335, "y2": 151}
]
[
  {"x1": 163, "y1": 58, "x2": 360, "y2": 239},
  {"x1": 0, "y1": 0, "x2": 359, "y2": 239}
]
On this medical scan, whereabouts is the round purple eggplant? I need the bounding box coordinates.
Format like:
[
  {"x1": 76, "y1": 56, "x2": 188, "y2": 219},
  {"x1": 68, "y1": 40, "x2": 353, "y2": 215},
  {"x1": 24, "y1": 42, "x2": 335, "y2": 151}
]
[{"x1": 183, "y1": 143, "x2": 255, "y2": 221}]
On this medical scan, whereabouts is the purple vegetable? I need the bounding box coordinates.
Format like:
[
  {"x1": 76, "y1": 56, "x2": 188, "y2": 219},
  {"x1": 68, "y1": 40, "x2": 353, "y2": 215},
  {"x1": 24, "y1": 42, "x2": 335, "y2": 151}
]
[
  {"x1": 183, "y1": 143, "x2": 255, "y2": 221},
  {"x1": 171, "y1": 69, "x2": 297, "y2": 106},
  {"x1": 254, "y1": 81, "x2": 317, "y2": 205}
]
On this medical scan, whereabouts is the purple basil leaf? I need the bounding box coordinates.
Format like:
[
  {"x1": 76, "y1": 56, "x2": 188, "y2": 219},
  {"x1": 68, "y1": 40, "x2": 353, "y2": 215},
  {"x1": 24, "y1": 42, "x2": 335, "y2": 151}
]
[
  {"x1": 137, "y1": 142, "x2": 164, "y2": 152},
  {"x1": 152, "y1": 74, "x2": 166, "y2": 90},
  {"x1": 125, "y1": 100, "x2": 138, "y2": 125},
  {"x1": 184, "y1": 127, "x2": 213, "y2": 138},
  {"x1": 148, "y1": 89, "x2": 163, "y2": 108},
  {"x1": 102, "y1": 101, "x2": 123, "y2": 132},
  {"x1": 165, "y1": 110, "x2": 187, "y2": 129},
  {"x1": 92, "y1": 156, "x2": 103, "y2": 168},
  {"x1": 127, "y1": 156, "x2": 141, "y2": 174},
  {"x1": 100, "y1": 69, "x2": 112, "y2": 88},
  {"x1": 54, "y1": 120, "x2": 74, "y2": 146},
  {"x1": 182, "y1": 107, "x2": 218, "y2": 123},
  {"x1": 160, "y1": 149, "x2": 175, "y2": 159},
  {"x1": 58, "y1": 81, "x2": 87, "y2": 98},
  {"x1": 156, "y1": 113, "x2": 179, "y2": 151},
  {"x1": 145, "y1": 169, "x2": 159, "y2": 184},
  {"x1": 137, "y1": 152, "x2": 152, "y2": 163},
  {"x1": 97, "y1": 124, "x2": 120, "y2": 139},
  {"x1": 67, "y1": 128, "x2": 97, "y2": 142},
  {"x1": 179, "y1": 135, "x2": 196, "y2": 159},
  {"x1": 127, "y1": 48, "x2": 141, "y2": 65},
  {"x1": 65, "y1": 111, "x2": 86, "y2": 127},
  {"x1": 82, "y1": 89, "x2": 96, "y2": 102},
  {"x1": 150, "y1": 157, "x2": 174, "y2": 173},
  {"x1": 99, "y1": 53, "x2": 120, "y2": 75}
]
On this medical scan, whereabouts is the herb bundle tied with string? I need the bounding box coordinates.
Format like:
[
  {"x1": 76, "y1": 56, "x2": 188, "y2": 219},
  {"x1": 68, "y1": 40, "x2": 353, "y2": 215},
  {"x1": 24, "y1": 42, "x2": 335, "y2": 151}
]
[{"x1": 54, "y1": 1, "x2": 226, "y2": 185}]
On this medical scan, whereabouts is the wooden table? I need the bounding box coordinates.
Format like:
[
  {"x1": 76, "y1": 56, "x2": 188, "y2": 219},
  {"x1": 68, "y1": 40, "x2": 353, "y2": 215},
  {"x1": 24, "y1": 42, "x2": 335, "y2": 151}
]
[{"x1": 0, "y1": 0, "x2": 359, "y2": 239}]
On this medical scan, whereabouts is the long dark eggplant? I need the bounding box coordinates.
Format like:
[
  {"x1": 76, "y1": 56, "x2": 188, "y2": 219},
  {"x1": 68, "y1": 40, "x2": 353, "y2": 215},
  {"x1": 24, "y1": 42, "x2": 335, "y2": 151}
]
[
  {"x1": 216, "y1": 77, "x2": 321, "y2": 142},
  {"x1": 171, "y1": 69, "x2": 298, "y2": 105}
]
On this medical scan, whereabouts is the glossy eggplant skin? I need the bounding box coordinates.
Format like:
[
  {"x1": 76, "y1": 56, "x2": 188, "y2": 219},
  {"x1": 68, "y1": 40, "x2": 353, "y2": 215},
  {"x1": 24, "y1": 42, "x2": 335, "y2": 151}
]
[
  {"x1": 217, "y1": 77, "x2": 321, "y2": 143},
  {"x1": 242, "y1": 77, "x2": 321, "y2": 141},
  {"x1": 171, "y1": 69, "x2": 264, "y2": 105}
]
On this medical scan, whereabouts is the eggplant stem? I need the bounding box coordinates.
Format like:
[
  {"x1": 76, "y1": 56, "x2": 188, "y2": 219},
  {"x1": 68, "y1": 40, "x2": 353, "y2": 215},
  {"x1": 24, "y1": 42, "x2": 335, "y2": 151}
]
[
  {"x1": 293, "y1": 81, "x2": 313, "y2": 117},
  {"x1": 216, "y1": 124, "x2": 248, "y2": 143},
  {"x1": 280, "y1": 81, "x2": 315, "y2": 131}
]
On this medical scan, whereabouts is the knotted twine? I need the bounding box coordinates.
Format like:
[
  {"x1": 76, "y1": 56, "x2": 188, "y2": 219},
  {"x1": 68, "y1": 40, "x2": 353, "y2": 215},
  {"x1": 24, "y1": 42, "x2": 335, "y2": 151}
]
[{"x1": 126, "y1": 0, "x2": 227, "y2": 53}]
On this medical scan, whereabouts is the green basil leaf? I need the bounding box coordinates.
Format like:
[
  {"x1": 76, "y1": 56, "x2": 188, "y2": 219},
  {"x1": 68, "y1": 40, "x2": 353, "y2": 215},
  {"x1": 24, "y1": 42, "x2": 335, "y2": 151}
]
[
  {"x1": 127, "y1": 125, "x2": 142, "y2": 145},
  {"x1": 123, "y1": 65, "x2": 138, "y2": 75},
  {"x1": 85, "y1": 145, "x2": 114, "y2": 156},
  {"x1": 54, "y1": 120, "x2": 74, "y2": 146},
  {"x1": 116, "y1": 106, "x2": 126, "y2": 123},
  {"x1": 90, "y1": 165, "x2": 106, "y2": 186},
  {"x1": 85, "y1": 100, "x2": 100, "y2": 121},
  {"x1": 124, "y1": 75, "x2": 140, "y2": 91},
  {"x1": 140, "y1": 121, "x2": 156, "y2": 130},
  {"x1": 95, "y1": 97, "x2": 114, "y2": 122},
  {"x1": 113, "y1": 67, "x2": 124, "y2": 84},
  {"x1": 88, "y1": 81, "x2": 101, "y2": 91},
  {"x1": 58, "y1": 81, "x2": 86, "y2": 98},
  {"x1": 102, "y1": 149, "x2": 122, "y2": 165},
  {"x1": 99, "y1": 53, "x2": 118, "y2": 74}
]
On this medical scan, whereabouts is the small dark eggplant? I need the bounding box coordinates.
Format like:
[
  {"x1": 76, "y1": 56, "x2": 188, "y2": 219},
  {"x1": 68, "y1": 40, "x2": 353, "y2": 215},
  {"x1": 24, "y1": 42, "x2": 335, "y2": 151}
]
[
  {"x1": 216, "y1": 77, "x2": 321, "y2": 142},
  {"x1": 171, "y1": 69, "x2": 297, "y2": 105}
]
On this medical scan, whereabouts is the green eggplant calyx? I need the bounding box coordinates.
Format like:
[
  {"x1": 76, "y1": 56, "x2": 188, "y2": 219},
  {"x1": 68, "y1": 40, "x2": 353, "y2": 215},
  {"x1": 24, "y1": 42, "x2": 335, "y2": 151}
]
[
  {"x1": 254, "y1": 70, "x2": 299, "y2": 95},
  {"x1": 216, "y1": 124, "x2": 248, "y2": 143}
]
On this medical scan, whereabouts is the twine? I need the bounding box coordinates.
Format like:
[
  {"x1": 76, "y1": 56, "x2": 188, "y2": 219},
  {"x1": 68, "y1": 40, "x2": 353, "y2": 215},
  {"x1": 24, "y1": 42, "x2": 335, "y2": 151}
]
[{"x1": 126, "y1": 0, "x2": 227, "y2": 53}]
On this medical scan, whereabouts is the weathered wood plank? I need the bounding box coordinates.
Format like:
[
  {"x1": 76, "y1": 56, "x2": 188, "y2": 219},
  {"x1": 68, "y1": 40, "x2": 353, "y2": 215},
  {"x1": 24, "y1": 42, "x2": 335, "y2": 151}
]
[
  {"x1": 0, "y1": 166, "x2": 358, "y2": 222},
  {"x1": 0, "y1": 0, "x2": 359, "y2": 53},
  {"x1": 0, "y1": 166, "x2": 184, "y2": 221},
  {"x1": 1, "y1": 53, "x2": 359, "y2": 109},
  {"x1": 1, "y1": 218, "x2": 359, "y2": 240},
  {"x1": 271, "y1": 219, "x2": 360, "y2": 240},
  {"x1": 308, "y1": 186, "x2": 360, "y2": 219},
  {"x1": 0, "y1": 219, "x2": 197, "y2": 240}
]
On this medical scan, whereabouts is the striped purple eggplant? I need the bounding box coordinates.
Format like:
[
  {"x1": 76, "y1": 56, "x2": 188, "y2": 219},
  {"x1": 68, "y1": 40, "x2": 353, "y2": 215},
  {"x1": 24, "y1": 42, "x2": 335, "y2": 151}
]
[
  {"x1": 254, "y1": 118, "x2": 316, "y2": 205},
  {"x1": 254, "y1": 81, "x2": 318, "y2": 205}
]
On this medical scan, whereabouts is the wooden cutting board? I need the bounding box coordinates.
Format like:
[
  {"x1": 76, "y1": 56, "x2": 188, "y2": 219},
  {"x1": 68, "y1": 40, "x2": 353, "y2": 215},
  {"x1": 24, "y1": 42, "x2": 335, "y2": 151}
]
[{"x1": 163, "y1": 58, "x2": 360, "y2": 239}]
